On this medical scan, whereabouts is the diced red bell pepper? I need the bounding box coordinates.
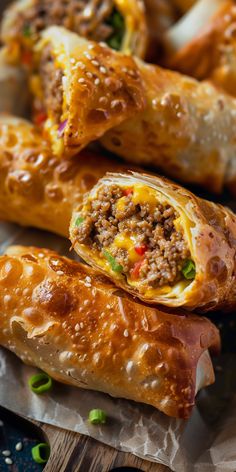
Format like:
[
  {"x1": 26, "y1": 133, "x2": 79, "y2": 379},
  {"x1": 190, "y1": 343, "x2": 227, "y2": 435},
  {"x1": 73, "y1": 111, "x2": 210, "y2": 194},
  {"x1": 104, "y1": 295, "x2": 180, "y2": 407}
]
[
  {"x1": 34, "y1": 111, "x2": 47, "y2": 126},
  {"x1": 130, "y1": 259, "x2": 145, "y2": 279},
  {"x1": 123, "y1": 187, "x2": 133, "y2": 196},
  {"x1": 22, "y1": 50, "x2": 33, "y2": 66},
  {"x1": 134, "y1": 244, "x2": 148, "y2": 256}
]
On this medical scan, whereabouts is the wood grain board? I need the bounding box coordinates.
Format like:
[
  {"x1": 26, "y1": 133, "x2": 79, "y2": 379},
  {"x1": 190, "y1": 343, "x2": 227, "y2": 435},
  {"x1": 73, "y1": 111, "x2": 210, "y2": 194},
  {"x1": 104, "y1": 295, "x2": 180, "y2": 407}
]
[{"x1": 39, "y1": 422, "x2": 171, "y2": 472}]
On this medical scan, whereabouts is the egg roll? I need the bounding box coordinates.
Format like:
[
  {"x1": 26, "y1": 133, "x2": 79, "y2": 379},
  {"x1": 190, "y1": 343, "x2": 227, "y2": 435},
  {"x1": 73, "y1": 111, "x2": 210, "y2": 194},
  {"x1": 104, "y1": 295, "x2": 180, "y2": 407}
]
[
  {"x1": 0, "y1": 245, "x2": 220, "y2": 418},
  {"x1": 70, "y1": 171, "x2": 236, "y2": 312},
  {"x1": 0, "y1": 114, "x2": 124, "y2": 237},
  {"x1": 101, "y1": 58, "x2": 236, "y2": 194},
  {"x1": 1, "y1": 0, "x2": 147, "y2": 64},
  {"x1": 163, "y1": 0, "x2": 236, "y2": 96},
  {"x1": 31, "y1": 26, "x2": 145, "y2": 157},
  {"x1": 28, "y1": 27, "x2": 236, "y2": 194}
]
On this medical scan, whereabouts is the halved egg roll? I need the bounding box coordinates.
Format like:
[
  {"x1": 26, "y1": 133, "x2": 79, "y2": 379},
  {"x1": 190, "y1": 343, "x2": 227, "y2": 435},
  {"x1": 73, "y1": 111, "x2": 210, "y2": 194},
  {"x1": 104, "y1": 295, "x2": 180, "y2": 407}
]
[
  {"x1": 1, "y1": 0, "x2": 147, "y2": 63},
  {"x1": 70, "y1": 172, "x2": 236, "y2": 312},
  {"x1": 0, "y1": 245, "x2": 220, "y2": 418},
  {"x1": 163, "y1": 0, "x2": 236, "y2": 96},
  {"x1": 0, "y1": 114, "x2": 124, "y2": 237},
  {"x1": 31, "y1": 26, "x2": 145, "y2": 157},
  {"x1": 30, "y1": 27, "x2": 236, "y2": 194}
]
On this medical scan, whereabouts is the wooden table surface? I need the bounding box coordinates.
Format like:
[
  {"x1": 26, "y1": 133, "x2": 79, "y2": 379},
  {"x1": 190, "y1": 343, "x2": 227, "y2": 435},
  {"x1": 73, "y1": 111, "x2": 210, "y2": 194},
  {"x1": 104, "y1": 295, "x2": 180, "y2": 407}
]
[{"x1": 39, "y1": 423, "x2": 171, "y2": 472}]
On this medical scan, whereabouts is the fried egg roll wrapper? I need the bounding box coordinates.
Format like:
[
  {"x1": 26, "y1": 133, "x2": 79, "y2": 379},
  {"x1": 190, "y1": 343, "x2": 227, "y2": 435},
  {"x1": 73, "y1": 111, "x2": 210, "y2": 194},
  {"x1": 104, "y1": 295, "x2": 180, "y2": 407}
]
[
  {"x1": 101, "y1": 59, "x2": 236, "y2": 194},
  {"x1": 0, "y1": 115, "x2": 125, "y2": 237},
  {"x1": 31, "y1": 26, "x2": 145, "y2": 158},
  {"x1": 1, "y1": 0, "x2": 147, "y2": 62},
  {"x1": 30, "y1": 27, "x2": 236, "y2": 193},
  {"x1": 163, "y1": 0, "x2": 236, "y2": 96},
  {"x1": 0, "y1": 245, "x2": 220, "y2": 418},
  {"x1": 70, "y1": 171, "x2": 236, "y2": 312}
]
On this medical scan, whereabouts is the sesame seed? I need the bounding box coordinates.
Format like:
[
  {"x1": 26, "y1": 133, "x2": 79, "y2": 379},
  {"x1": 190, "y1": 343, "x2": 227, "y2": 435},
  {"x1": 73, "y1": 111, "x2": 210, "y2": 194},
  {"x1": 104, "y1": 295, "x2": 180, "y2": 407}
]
[
  {"x1": 84, "y1": 52, "x2": 92, "y2": 60},
  {"x1": 56, "y1": 271, "x2": 64, "y2": 275},
  {"x1": 75, "y1": 323, "x2": 80, "y2": 331},
  {"x1": 86, "y1": 72, "x2": 93, "y2": 79},
  {"x1": 78, "y1": 78, "x2": 86, "y2": 84},
  {"x1": 99, "y1": 66, "x2": 107, "y2": 74},
  {"x1": 70, "y1": 58, "x2": 76, "y2": 64},
  {"x1": 99, "y1": 96, "x2": 108, "y2": 105},
  {"x1": 2, "y1": 451, "x2": 11, "y2": 457},
  {"x1": 94, "y1": 78, "x2": 100, "y2": 85},
  {"x1": 92, "y1": 60, "x2": 99, "y2": 67},
  {"x1": 77, "y1": 62, "x2": 86, "y2": 70},
  {"x1": 88, "y1": 44, "x2": 94, "y2": 50},
  {"x1": 15, "y1": 442, "x2": 23, "y2": 452},
  {"x1": 80, "y1": 322, "x2": 84, "y2": 328},
  {"x1": 5, "y1": 458, "x2": 13, "y2": 465},
  {"x1": 124, "y1": 329, "x2": 129, "y2": 337}
]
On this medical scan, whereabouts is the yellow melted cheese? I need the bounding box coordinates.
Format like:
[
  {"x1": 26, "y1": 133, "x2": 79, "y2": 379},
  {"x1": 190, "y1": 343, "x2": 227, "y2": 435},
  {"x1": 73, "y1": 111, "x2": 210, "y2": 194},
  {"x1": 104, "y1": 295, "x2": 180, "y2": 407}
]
[{"x1": 111, "y1": 234, "x2": 140, "y2": 263}]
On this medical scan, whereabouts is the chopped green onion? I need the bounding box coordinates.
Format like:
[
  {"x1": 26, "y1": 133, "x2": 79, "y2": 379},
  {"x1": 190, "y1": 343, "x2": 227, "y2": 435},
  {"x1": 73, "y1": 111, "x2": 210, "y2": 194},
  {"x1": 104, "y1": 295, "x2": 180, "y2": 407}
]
[
  {"x1": 23, "y1": 24, "x2": 31, "y2": 37},
  {"x1": 75, "y1": 216, "x2": 84, "y2": 226},
  {"x1": 106, "y1": 9, "x2": 125, "y2": 51},
  {"x1": 31, "y1": 443, "x2": 50, "y2": 464},
  {"x1": 28, "y1": 373, "x2": 52, "y2": 394},
  {"x1": 103, "y1": 250, "x2": 123, "y2": 273},
  {"x1": 89, "y1": 409, "x2": 107, "y2": 425},
  {"x1": 182, "y1": 259, "x2": 196, "y2": 280}
]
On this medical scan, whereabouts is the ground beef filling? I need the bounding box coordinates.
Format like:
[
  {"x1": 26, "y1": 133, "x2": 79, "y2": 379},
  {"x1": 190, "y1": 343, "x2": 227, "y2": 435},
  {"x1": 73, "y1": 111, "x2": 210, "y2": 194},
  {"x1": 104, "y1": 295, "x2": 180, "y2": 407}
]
[
  {"x1": 76, "y1": 185, "x2": 191, "y2": 288},
  {"x1": 18, "y1": 0, "x2": 121, "y2": 45},
  {"x1": 40, "y1": 46, "x2": 63, "y2": 124}
]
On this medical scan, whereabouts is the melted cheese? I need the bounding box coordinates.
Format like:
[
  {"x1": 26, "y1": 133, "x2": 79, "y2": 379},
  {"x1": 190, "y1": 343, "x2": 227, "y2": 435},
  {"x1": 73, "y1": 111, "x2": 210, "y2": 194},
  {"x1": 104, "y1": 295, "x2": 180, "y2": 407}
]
[
  {"x1": 132, "y1": 184, "x2": 157, "y2": 209},
  {"x1": 112, "y1": 234, "x2": 140, "y2": 263}
]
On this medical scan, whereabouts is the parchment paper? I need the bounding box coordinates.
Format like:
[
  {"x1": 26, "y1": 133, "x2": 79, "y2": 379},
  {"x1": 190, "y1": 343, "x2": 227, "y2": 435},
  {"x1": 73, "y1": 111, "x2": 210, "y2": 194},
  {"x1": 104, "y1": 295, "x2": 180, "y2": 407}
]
[{"x1": 0, "y1": 2, "x2": 236, "y2": 469}]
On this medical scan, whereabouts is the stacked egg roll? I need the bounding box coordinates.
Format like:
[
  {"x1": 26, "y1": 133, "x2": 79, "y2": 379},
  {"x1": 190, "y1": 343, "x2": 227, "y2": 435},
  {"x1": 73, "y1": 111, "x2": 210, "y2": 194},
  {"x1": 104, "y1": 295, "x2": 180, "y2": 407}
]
[
  {"x1": 0, "y1": 0, "x2": 148, "y2": 62},
  {"x1": 164, "y1": 0, "x2": 236, "y2": 96},
  {"x1": 70, "y1": 171, "x2": 236, "y2": 312},
  {"x1": 31, "y1": 26, "x2": 236, "y2": 194},
  {"x1": 0, "y1": 115, "x2": 125, "y2": 236},
  {"x1": 0, "y1": 245, "x2": 220, "y2": 418}
]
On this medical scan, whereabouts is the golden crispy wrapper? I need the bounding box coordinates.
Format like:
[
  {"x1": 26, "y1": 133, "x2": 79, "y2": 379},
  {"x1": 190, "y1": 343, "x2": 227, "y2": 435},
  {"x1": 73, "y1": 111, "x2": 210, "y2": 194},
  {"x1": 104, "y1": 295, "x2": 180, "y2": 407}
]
[
  {"x1": 102, "y1": 59, "x2": 236, "y2": 193},
  {"x1": 163, "y1": 0, "x2": 236, "y2": 96},
  {"x1": 70, "y1": 171, "x2": 236, "y2": 312},
  {"x1": 1, "y1": 0, "x2": 148, "y2": 62},
  {"x1": 31, "y1": 26, "x2": 145, "y2": 157},
  {"x1": 0, "y1": 245, "x2": 220, "y2": 418},
  {"x1": 0, "y1": 115, "x2": 124, "y2": 236},
  {"x1": 31, "y1": 28, "x2": 236, "y2": 193}
]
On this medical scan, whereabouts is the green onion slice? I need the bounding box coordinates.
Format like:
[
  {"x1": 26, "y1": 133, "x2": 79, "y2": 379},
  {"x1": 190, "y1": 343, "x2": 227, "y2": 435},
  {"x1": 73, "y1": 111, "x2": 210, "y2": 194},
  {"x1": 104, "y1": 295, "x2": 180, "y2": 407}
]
[
  {"x1": 89, "y1": 409, "x2": 107, "y2": 425},
  {"x1": 75, "y1": 216, "x2": 84, "y2": 226},
  {"x1": 182, "y1": 259, "x2": 196, "y2": 280},
  {"x1": 106, "y1": 9, "x2": 125, "y2": 51},
  {"x1": 103, "y1": 250, "x2": 123, "y2": 273},
  {"x1": 31, "y1": 443, "x2": 50, "y2": 464},
  {"x1": 28, "y1": 373, "x2": 52, "y2": 394},
  {"x1": 23, "y1": 24, "x2": 31, "y2": 37}
]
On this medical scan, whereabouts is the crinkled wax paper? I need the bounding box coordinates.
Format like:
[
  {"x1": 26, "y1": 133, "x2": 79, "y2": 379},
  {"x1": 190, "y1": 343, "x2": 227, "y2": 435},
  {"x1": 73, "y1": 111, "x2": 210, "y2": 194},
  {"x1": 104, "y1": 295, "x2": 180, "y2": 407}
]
[{"x1": 0, "y1": 1, "x2": 236, "y2": 469}]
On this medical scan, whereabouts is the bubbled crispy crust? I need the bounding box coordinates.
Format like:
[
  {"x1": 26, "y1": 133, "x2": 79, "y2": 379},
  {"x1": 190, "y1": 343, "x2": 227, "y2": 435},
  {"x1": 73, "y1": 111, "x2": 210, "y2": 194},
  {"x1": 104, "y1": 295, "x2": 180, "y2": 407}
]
[
  {"x1": 0, "y1": 245, "x2": 220, "y2": 418},
  {"x1": 101, "y1": 61, "x2": 236, "y2": 193},
  {"x1": 0, "y1": 115, "x2": 125, "y2": 236},
  {"x1": 164, "y1": 1, "x2": 236, "y2": 95},
  {"x1": 70, "y1": 171, "x2": 236, "y2": 312},
  {"x1": 36, "y1": 27, "x2": 146, "y2": 157}
]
